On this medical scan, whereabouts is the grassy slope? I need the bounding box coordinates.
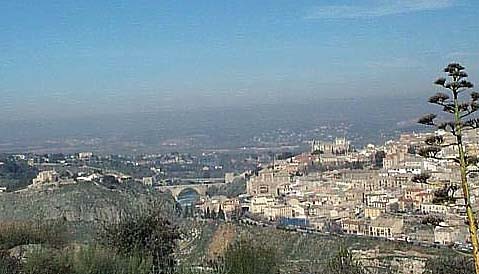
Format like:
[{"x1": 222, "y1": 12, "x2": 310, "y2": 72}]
[{"x1": 182, "y1": 221, "x2": 456, "y2": 272}]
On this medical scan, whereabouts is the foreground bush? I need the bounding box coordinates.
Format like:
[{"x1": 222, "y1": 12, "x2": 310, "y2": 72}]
[
  {"x1": 424, "y1": 255, "x2": 474, "y2": 274},
  {"x1": 0, "y1": 250, "x2": 21, "y2": 274},
  {"x1": 0, "y1": 219, "x2": 67, "y2": 250},
  {"x1": 221, "y1": 239, "x2": 279, "y2": 274},
  {"x1": 98, "y1": 206, "x2": 180, "y2": 274},
  {"x1": 22, "y1": 248, "x2": 72, "y2": 274},
  {"x1": 22, "y1": 246, "x2": 152, "y2": 274},
  {"x1": 72, "y1": 246, "x2": 152, "y2": 274}
]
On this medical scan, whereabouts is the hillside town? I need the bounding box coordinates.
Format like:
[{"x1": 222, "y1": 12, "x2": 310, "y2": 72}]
[
  {"x1": 3, "y1": 129, "x2": 479, "y2": 259},
  {"x1": 216, "y1": 130, "x2": 479, "y2": 250},
  {"x1": 4, "y1": 129, "x2": 479, "y2": 250}
]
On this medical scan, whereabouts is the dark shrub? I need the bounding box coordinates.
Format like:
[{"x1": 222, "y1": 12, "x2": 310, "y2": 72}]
[
  {"x1": 0, "y1": 250, "x2": 21, "y2": 274},
  {"x1": 0, "y1": 219, "x2": 67, "y2": 250},
  {"x1": 98, "y1": 207, "x2": 180, "y2": 274},
  {"x1": 22, "y1": 248, "x2": 73, "y2": 274},
  {"x1": 222, "y1": 239, "x2": 278, "y2": 274}
]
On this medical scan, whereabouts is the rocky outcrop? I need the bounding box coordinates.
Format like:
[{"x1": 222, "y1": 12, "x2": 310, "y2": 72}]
[{"x1": 0, "y1": 182, "x2": 176, "y2": 239}]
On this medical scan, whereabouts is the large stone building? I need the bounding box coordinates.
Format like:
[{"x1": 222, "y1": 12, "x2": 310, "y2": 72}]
[
  {"x1": 342, "y1": 218, "x2": 365, "y2": 235},
  {"x1": 246, "y1": 169, "x2": 291, "y2": 197},
  {"x1": 312, "y1": 137, "x2": 350, "y2": 155},
  {"x1": 31, "y1": 170, "x2": 59, "y2": 186},
  {"x1": 367, "y1": 217, "x2": 404, "y2": 238},
  {"x1": 249, "y1": 195, "x2": 275, "y2": 214}
]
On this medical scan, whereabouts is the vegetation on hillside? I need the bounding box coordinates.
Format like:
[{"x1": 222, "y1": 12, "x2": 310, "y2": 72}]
[
  {"x1": 0, "y1": 181, "x2": 176, "y2": 240},
  {"x1": 0, "y1": 199, "x2": 471, "y2": 274},
  {"x1": 205, "y1": 178, "x2": 246, "y2": 198},
  {"x1": 221, "y1": 238, "x2": 279, "y2": 274},
  {"x1": 98, "y1": 205, "x2": 181, "y2": 274},
  {"x1": 0, "y1": 156, "x2": 38, "y2": 191},
  {"x1": 424, "y1": 255, "x2": 474, "y2": 274},
  {"x1": 0, "y1": 219, "x2": 67, "y2": 250}
]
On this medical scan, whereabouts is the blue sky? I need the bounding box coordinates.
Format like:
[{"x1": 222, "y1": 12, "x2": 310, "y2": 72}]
[{"x1": 1, "y1": 0, "x2": 479, "y2": 119}]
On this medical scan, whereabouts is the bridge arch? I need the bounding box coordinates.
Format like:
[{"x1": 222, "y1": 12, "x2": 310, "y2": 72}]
[
  {"x1": 176, "y1": 187, "x2": 201, "y2": 207},
  {"x1": 156, "y1": 182, "x2": 225, "y2": 200}
]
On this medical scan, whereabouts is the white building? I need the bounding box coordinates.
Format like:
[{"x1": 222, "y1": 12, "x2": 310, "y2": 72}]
[
  {"x1": 420, "y1": 203, "x2": 449, "y2": 215},
  {"x1": 142, "y1": 177, "x2": 155, "y2": 186},
  {"x1": 434, "y1": 226, "x2": 459, "y2": 245},
  {"x1": 78, "y1": 152, "x2": 94, "y2": 159}
]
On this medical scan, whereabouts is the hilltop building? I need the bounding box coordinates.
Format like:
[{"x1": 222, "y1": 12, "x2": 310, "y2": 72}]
[
  {"x1": 31, "y1": 170, "x2": 59, "y2": 186},
  {"x1": 312, "y1": 137, "x2": 351, "y2": 156},
  {"x1": 78, "y1": 152, "x2": 94, "y2": 160}
]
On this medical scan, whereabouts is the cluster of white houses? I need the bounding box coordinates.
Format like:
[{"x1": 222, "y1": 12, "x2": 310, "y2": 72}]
[{"x1": 244, "y1": 132, "x2": 479, "y2": 245}]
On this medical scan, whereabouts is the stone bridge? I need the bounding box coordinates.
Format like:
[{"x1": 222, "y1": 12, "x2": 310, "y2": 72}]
[{"x1": 156, "y1": 182, "x2": 225, "y2": 200}]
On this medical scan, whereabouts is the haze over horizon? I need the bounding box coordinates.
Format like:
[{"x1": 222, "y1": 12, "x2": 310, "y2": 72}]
[
  {"x1": 1, "y1": 0, "x2": 479, "y2": 122},
  {"x1": 0, "y1": 96, "x2": 434, "y2": 154}
]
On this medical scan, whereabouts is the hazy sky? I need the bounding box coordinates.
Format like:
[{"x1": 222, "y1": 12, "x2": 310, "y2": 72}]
[{"x1": 1, "y1": 0, "x2": 479, "y2": 120}]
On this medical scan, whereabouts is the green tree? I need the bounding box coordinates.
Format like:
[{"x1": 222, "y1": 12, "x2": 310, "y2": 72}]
[
  {"x1": 206, "y1": 185, "x2": 220, "y2": 197},
  {"x1": 217, "y1": 205, "x2": 226, "y2": 221},
  {"x1": 417, "y1": 63, "x2": 479, "y2": 273},
  {"x1": 373, "y1": 151, "x2": 386, "y2": 168},
  {"x1": 421, "y1": 215, "x2": 445, "y2": 226},
  {"x1": 98, "y1": 207, "x2": 180, "y2": 274},
  {"x1": 222, "y1": 239, "x2": 279, "y2": 274},
  {"x1": 0, "y1": 157, "x2": 38, "y2": 191}
]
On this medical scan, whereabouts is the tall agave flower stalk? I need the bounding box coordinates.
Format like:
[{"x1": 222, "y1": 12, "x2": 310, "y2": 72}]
[{"x1": 417, "y1": 63, "x2": 479, "y2": 273}]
